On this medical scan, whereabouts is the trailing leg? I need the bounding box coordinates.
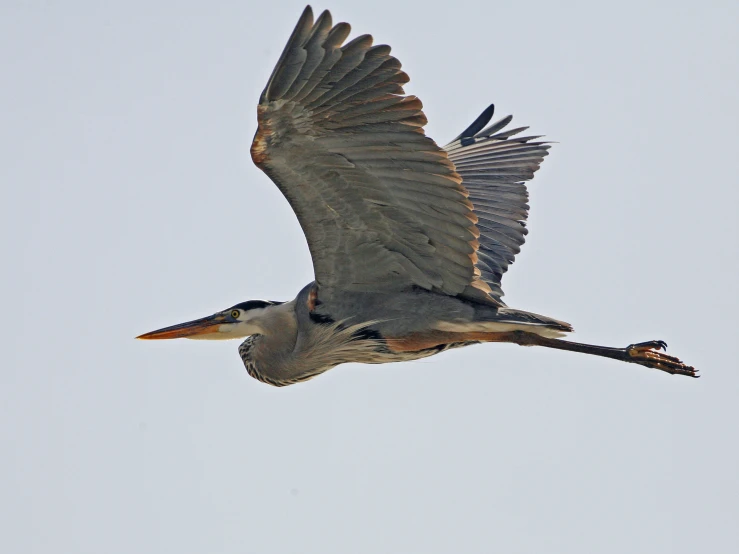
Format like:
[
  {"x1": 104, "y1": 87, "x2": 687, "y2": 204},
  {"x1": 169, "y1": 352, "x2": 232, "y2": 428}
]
[{"x1": 506, "y1": 332, "x2": 698, "y2": 378}]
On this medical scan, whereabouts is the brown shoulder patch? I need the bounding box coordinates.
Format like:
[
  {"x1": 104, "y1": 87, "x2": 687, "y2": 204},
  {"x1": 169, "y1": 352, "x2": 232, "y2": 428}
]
[
  {"x1": 250, "y1": 106, "x2": 272, "y2": 166},
  {"x1": 306, "y1": 285, "x2": 318, "y2": 312}
]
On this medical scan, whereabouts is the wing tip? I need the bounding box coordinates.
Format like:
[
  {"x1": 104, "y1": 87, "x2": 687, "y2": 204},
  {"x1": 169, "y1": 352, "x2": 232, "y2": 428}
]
[
  {"x1": 454, "y1": 104, "x2": 496, "y2": 145},
  {"x1": 261, "y1": 6, "x2": 317, "y2": 103}
]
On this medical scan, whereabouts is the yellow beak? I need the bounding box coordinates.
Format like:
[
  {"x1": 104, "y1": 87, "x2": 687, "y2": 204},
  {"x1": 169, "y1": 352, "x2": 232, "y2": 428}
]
[{"x1": 136, "y1": 314, "x2": 226, "y2": 340}]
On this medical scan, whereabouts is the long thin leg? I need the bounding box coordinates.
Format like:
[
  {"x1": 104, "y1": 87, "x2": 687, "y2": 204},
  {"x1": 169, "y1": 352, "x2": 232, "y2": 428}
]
[{"x1": 507, "y1": 332, "x2": 698, "y2": 378}]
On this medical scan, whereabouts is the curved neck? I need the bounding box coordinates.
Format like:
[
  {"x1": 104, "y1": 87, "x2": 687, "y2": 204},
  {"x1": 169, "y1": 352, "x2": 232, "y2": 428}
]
[
  {"x1": 240, "y1": 311, "x2": 385, "y2": 387},
  {"x1": 239, "y1": 302, "x2": 300, "y2": 386}
]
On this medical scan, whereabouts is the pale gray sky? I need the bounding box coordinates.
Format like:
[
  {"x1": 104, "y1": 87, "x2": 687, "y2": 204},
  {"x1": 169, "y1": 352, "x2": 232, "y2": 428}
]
[{"x1": 2, "y1": 1, "x2": 738, "y2": 552}]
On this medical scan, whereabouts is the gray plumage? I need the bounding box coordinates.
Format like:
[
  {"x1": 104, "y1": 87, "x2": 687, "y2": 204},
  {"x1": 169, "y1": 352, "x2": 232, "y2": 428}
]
[
  {"x1": 253, "y1": 7, "x2": 488, "y2": 302},
  {"x1": 138, "y1": 6, "x2": 698, "y2": 384}
]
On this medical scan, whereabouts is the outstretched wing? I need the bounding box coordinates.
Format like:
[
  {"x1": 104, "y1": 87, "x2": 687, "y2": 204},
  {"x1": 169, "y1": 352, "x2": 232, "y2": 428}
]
[
  {"x1": 444, "y1": 110, "x2": 551, "y2": 301},
  {"x1": 251, "y1": 7, "x2": 498, "y2": 303}
]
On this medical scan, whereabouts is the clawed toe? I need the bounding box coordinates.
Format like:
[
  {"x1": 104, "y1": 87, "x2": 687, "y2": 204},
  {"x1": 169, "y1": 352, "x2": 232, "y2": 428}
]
[
  {"x1": 625, "y1": 341, "x2": 698, "y2": 378},
  {"x1": 628, "y1": 340, "x2": 668, "y2": 353}
]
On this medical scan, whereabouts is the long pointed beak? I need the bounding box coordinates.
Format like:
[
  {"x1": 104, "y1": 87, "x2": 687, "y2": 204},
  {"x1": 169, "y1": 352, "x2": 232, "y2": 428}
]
[{"x1": 137, "y1": 314, "x2": 226, "y2": 340}]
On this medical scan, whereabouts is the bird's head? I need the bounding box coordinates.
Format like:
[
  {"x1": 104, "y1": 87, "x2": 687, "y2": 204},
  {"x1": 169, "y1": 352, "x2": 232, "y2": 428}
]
[{"x1": 137, "y1": 300, "x2": 283, "y2": 341}]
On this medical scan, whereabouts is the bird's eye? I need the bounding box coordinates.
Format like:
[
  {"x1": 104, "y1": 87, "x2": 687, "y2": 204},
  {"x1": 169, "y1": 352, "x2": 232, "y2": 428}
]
[{"x1": 230, "y1": 310, "x2": 240, "y2": 318}]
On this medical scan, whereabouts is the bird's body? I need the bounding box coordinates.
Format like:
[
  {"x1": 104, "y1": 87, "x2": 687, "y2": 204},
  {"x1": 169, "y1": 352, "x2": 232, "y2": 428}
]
[
  {"x1": 238, "y1": 283, "x2": 571, "y2": 386},
  {"x1": 138, "y1": 6, "x2": 697, "y2": 384}
]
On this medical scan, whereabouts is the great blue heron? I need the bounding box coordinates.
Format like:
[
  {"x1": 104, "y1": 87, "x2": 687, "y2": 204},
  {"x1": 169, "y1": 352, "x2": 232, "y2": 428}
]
[{"x1": 138, "y1": 6, "x2": 697, "y2": 385}]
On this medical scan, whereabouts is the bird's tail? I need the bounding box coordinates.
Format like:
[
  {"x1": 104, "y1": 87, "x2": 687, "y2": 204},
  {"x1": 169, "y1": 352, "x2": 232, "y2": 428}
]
[
  {"x1": 435, "y1": 308, "x2": 573, "y2": 339},
  {"x1": 493, "y1": 308, "x2": 574, "y2": 338}
]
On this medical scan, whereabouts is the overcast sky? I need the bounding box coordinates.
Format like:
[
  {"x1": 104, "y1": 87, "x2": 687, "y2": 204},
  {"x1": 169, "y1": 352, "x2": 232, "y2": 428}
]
[{"x1": 2, "y1": 1, "x2": 738, "y2": 552}]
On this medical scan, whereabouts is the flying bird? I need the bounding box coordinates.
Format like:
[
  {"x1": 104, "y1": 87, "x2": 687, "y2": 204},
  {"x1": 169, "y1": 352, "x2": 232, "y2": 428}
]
[{"x1": 138, "y1": 6, "x2": 697, "y2": 385}]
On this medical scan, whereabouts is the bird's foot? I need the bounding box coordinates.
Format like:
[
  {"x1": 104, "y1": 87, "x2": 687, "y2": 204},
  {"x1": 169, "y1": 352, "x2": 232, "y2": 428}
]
[{"x1": 626, "y1": 340, "x2": 698, "y2": 378}]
